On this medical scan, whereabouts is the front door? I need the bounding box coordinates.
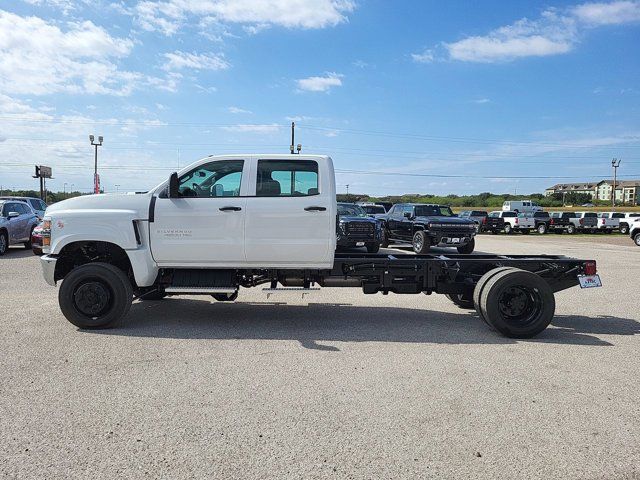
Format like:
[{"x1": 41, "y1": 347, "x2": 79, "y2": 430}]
[
  {"x1": 150, "y1": 158, "x2": 248, "y2": 266},
  {"x1": 244, "y1": 158, "x2": 333, "y2": 267}
]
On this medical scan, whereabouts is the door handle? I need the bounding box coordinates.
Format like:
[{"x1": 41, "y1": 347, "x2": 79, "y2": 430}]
[
  {"x1": 219, "y1": 206, "x2": 242, "y2": 211},
  {"x1": 304, "y1": 206, "x2": 326, "y2": 211}
]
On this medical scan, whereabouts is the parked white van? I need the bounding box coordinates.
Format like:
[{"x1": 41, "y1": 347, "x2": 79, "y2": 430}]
[{"x1": 502, "y1": 200, "x2": 543, "y2": 214}]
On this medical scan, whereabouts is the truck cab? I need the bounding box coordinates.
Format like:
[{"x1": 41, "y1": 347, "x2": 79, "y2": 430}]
[{"x1": 41, "y1": 155, "x2": 337, "y2": 290}]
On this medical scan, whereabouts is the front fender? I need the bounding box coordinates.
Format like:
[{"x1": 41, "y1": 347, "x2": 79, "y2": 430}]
[{"x1": 49, "y1": 209, "x2": 140, "y2": 255}]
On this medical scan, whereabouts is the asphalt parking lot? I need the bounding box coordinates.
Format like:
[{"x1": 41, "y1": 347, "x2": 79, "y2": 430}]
[{"x1": 1, "y1": 236, "x2": 638, "y2": 479}]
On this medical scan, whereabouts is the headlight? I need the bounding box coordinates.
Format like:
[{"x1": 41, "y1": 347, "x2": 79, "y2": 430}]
[{"x1": 41, "y1": 219, "x2": 52, "y2": 246}]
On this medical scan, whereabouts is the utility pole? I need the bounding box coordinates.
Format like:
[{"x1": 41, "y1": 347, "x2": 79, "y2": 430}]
[
  {"x1": 289, "y1": 122, "x2": 301, "y2": 154},
  {"x1": 90, "y1": 135, "x2": 104, "y2": 194},
  {"x1": 346, "y1": 184, "x2": 350, "y2": 202},
  {"x1": 611, "y1": 158, "x2": 621, "y2": 208}
]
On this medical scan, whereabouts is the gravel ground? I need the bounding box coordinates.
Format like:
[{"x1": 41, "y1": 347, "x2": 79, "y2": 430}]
[{"x1": 0, "y1": 236, "x2": 638, "y2": 479}]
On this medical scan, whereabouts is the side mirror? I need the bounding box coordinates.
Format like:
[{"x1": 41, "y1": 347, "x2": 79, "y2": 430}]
[
  {"x1": 403, "y1": 211, "x2": 412, "y2": 219},
  {"x1": 8, "y1": 211, "x2": 19, "y2": 219},
  {"x1": 168, "y1": 172, "x2": 180, "y2": 198}
]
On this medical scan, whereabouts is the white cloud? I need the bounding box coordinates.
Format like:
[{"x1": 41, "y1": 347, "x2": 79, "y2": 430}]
[
  {"x1": 0, "y1": 10, "x2": 150, "y2": 96},
  {"x1": 411, "y1": 49, "x2": 434, "y2": 63},
  {"x1": 473, "y1": 98, "x2": 491, "y2": 104},
  {"x1": 135, "y1": 0, "x2": 356, "y2": 36},
  {"x1": 228, "y1": 106, "x2": 252, "y2": 114},
  {"x1": 296, "y1": 72, "x2": 343, "y2": 92},
  {"x1": 221, "y1": 124, "x2": 281, "y2": 133},
  {"x1": 573, "y1": 1, "x2": 640, "y2": 25},
  {"x1": 445, "y1": 12, "x2": 576, "y2": 63},
  {"x1": 162, "y1": 51, "x2": 230, "y2": 71},
  {"x1": 428, "y1": 1, "x2": 640, "y2": 63}
]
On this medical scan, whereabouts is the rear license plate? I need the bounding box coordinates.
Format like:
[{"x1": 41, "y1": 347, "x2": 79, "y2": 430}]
[
  {"x1": 578, "y1": 274, "x2": 602, "y2": 288},
  {"x1": 356, "y1": 241, "x2": 365, "y2": 247}
]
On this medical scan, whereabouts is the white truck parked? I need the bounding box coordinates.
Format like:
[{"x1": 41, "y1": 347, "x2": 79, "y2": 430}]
[
  {"x1": 616, "y1": 213, "x2": 640, "y2": 235},
  {"x1": 39, "y1": 154, "x2": 600, "y2": 338},
  {"x1": 490, "y1": 211, "x2": 535, "y2": 234}
]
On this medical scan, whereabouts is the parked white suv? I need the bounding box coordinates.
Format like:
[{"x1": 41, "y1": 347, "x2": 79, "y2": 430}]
[{"x1": 617, "y1": 213, "x2": 640, "y2": 235}]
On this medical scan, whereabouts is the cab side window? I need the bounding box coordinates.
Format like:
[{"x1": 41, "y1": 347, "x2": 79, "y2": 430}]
[
  {"x1": 256, "y1": 160, "x2": 318, "y2": 197},
  {"x1": 178, "y1": 160, "x2": 244, "y2": 198}
]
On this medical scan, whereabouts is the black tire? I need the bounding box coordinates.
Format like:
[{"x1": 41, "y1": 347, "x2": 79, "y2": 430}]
[
  {"x1": 380, "y1": 228, "x2": 389, "y2": 248},
  {"x1": 567, "y1": 224, "x2": 576, "y2": 234},
  {"x1": 366, "y1": 243, "x2": 380, "y2": 254},
  {"x1": 521, "y1": 229, "x2": 530, "y2": 235},
  {"x1": 446, "y1": 292, "x2": 475, "y2": 310},
  {"x1": 620, "y1": 224, "x2": 629, "y2": 235},
  {"x1": 212, "y1": 291, "x2": 238, "y2": 302},
  {"x1": 59, "y1": 262, "x2": 133, "y2": 329},
  {"x1": 457, "y1": 238, "x2": 475, "y2": 254},
  {"x1": 537, "y1": 223, "x2": 547, "y2": 234},
  {"x1": 634, "y1": 233, "x2": 640, "y2": 247},
  {"x1": 24, "y1": 225, "x2": 35, "y2": 249},
  {"x1": 412, "y1": 230, "x2": 430, "y2": 254},
  {"x1": 504, "y1": 224, "x2": 512, "y2": 234},
  {"x1": 0, "y1": 231, "x2": 7, "y2": 256},
  {"x1": 473, "y1": 267, "x2": 516, "y2": 327},
  {"x1": 480, "y1": 268, "x2": 555, "y2": 338}
]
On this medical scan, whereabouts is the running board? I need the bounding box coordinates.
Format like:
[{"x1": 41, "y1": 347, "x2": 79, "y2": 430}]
[{"x1": 165, "y1": 286, "x2": 237, "y2": 295}]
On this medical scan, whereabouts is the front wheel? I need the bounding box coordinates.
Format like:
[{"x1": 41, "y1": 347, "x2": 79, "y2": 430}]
[
  {"x1": 380, "y1": 229, "x2": 389, "y2": 248},
  {"x1": 537, "y1": 224, "x2": 547, "y2": 234},
  {"x1": 456, "y1": 238, "x2": 475, "y2": 254},
  {"x1": 412, "y1": 231, "x2": 430, "y2": 254},
  {"x1": 620, "y1": 224, "x2": 629, "y2": 235},
  {"x1": 567, "y1": 224, "x2": 576, "y2": 234},
  {"x1": 59, "y1": 262, "x2": 133, "y2": 329},
  {"x1": 0, "y1": 231, "x2": 7, "y2": 256},
  {"x1": 634, "y1": 233, "x2": 640, "y2": 247},
  {"x1": 366, "y1": 243, "x2": 380, "y2": 254},
  {"x1": 504, "y1": 224, "x2": 512, "y2": 234}
]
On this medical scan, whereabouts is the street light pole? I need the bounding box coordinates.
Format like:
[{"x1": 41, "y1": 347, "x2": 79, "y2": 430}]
[
  {"x1": 90, "y1": 135, "x2": 103, "y2": 194},
  {"x1": 611, "y1": 158, "x2": 621, "y2": 208}
]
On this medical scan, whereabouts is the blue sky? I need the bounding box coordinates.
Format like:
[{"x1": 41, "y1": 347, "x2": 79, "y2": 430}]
[{"x1": 1, "y1": 0, "x2": 639, "y2": 196}]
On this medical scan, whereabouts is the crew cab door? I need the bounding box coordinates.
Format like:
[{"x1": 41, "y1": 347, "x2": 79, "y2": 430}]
[
  {"x1": 150, "y1": 158, "x2": 248, "y2": 266},
  {"x1": 244, "y1": 157, "x2": 333, "y2": 267}
]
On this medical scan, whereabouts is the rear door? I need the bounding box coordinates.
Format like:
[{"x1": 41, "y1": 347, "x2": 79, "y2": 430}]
[
  {"x1": 150, "y1": 158, "x2": 248, "y2": 265},
  {"x1": 244, "y1": 157, "x2": 333, "y2": 266}
]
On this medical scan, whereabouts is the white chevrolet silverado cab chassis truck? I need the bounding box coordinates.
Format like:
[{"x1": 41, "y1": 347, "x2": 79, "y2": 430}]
[{"x1": 40, "y1": 154, "x2": 601, "y2": 338}]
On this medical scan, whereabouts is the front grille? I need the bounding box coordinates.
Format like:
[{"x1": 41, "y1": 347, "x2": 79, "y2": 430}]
[
  {"x1": 346, "y1": 222, "x2": 374, "y2": 238},
  {"x1": 430, "y1": 223, "x2": 472, "y2": 236}
]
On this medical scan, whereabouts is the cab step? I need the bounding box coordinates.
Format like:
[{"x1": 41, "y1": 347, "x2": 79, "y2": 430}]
[{"x1": 165, "y1": 286, "x2": 237, "y2": 295}]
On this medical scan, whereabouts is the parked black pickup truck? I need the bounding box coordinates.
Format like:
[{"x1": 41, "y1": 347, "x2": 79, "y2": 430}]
[
  {"x1": 532, "y1": 211, "x2": 571, "y2": 234},
  {"x1": 381, "y1": 203, "x2": 477, "y2": 254},
  {"x1": 336, "y1": 203, "x2": 382, "y2": 253}
]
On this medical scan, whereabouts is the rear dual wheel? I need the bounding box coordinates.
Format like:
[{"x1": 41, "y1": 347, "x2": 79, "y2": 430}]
[{"x1": 473, "y1": 267, "x2": 555, "y2": 338}]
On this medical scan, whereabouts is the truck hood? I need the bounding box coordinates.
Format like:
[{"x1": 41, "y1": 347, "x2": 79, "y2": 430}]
[
  {"x1": 45, "y1": 193, "x2": 152, "y2": 218},
  {"x1": 414, "y1": 216, "x2": 475, "y2": 225},
  {"x1": 339, "y1": 216, "x2": 378, "y2": 224}
]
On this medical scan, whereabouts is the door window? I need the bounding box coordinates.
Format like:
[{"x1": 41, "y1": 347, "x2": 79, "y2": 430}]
[
  {"x1": 177, "y1": 160, "x2": 244, "y2": 198},
  {"x1": 256, "y1": 160, "x2": 318, "y2": 197}
]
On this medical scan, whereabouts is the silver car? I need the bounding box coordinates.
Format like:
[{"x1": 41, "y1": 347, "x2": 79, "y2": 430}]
[
  {"x1": 0, "y1": 200, "x2": 40, "y2": 255},
  {"x1": 0, "y1": 196, "x2": 47, "y2": 219}
]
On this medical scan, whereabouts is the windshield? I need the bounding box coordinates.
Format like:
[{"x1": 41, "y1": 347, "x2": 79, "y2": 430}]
[
  {"x1": 414, "y1": 205, "x2": 454, "y2": 217},
  {"x1": 338, "y1": 204, "x2": 367, "y2": 217},
  {"x1": 362, "y1": 205, "x2": 385, "y2": 214}
]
